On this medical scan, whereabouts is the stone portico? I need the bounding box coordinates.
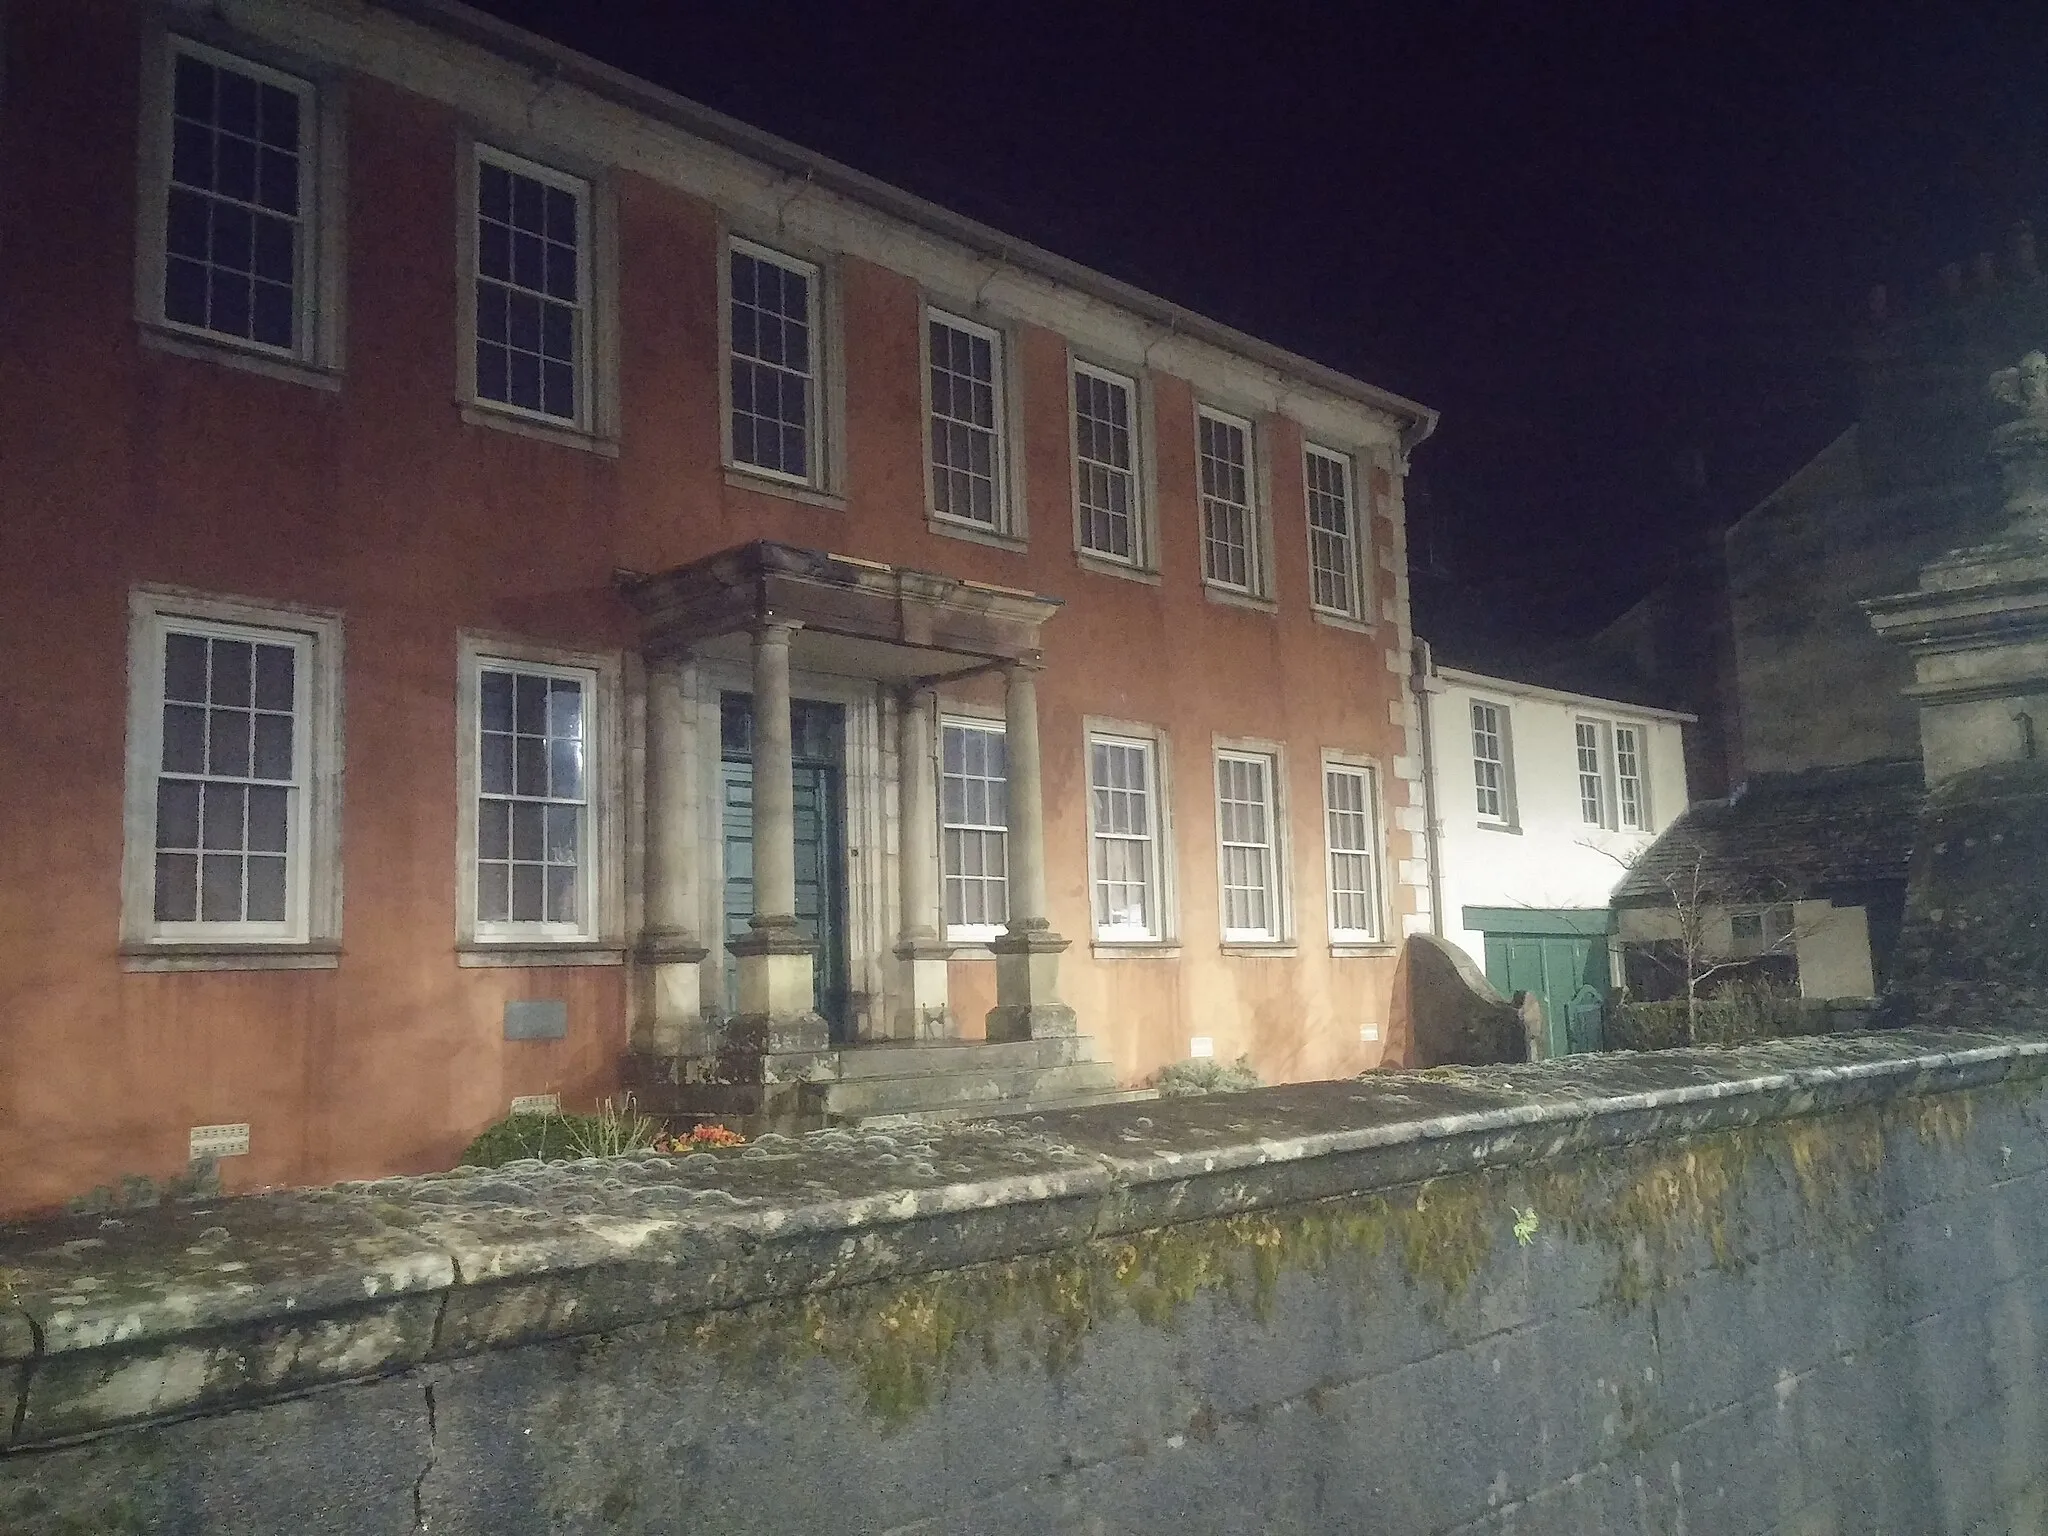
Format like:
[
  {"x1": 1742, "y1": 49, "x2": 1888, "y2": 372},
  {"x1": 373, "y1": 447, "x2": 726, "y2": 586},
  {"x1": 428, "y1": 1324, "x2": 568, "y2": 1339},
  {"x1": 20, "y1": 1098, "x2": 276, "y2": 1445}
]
[{"x1": 618, "y1": 542, "x2": 1123, "y2": 1126}]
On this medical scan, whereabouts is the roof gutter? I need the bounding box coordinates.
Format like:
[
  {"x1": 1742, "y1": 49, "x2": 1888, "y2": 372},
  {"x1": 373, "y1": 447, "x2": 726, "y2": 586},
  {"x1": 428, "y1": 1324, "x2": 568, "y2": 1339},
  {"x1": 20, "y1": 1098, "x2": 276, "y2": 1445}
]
[{"x1": 382, "y1": 0, "x2": 1440, "y2": 443}]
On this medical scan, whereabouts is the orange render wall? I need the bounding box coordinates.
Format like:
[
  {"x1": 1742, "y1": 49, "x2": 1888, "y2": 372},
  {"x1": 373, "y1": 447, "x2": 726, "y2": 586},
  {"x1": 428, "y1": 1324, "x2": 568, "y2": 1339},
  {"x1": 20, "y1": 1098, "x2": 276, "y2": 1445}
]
[{"x1": 0, "y1": 2, "x2": 1421, "y2": 1217}]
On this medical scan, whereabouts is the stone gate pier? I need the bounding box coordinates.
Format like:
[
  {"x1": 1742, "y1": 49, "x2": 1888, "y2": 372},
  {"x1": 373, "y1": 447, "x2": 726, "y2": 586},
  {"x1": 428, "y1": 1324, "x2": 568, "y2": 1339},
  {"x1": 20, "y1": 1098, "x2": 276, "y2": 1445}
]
[{"x1": 4, "y1": 1031, "x2": 2048, "y2": 1533}]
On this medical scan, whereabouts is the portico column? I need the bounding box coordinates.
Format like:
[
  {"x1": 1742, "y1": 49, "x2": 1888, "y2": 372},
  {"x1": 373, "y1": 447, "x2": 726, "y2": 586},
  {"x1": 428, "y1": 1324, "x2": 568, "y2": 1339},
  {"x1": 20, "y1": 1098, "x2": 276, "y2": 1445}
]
[
  {"x1": 727, "y1": 620, "x2": 827, "y2": 1052},
  {"x1": 987, "y1": 660, "x2": 1077, "y2": 1041},
  {"x1": 894, "y1": 687, "x2": 953, "y2": 1039},
  {"x1": 637, "y1": 653, "x2": 707, "y2": 1056}
]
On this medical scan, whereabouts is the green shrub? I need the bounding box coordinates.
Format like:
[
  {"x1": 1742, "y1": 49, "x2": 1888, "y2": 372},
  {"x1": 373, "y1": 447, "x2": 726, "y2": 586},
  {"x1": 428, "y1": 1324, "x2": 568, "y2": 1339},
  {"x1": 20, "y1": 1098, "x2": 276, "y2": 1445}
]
[
  {"x1": 1607, "y1": 978, "x2": 1831, "y2": 1052},
  {"x1": 459, "y1": 1098, "x2": 659, "y2": 1169},
  {"x1": 1150, "y1": 1054, "x2": 1263, "y2": 1097}
]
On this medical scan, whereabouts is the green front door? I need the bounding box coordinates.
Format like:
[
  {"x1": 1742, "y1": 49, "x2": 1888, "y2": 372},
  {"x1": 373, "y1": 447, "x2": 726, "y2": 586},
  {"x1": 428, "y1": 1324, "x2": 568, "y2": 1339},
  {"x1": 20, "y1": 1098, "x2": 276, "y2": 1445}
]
[
  {"x1": 721, "y1": 693, "x2": 851, "y2": 1042},
  {"x1": 1469, "y1": 907, "x2": 1612, "y2": 1057}
]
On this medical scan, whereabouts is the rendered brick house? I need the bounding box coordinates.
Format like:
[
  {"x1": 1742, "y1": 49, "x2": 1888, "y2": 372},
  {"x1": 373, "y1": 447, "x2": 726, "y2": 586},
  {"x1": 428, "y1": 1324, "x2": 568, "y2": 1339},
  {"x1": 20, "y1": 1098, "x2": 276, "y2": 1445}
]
[{"x1": 0, "y1": 0, "x2": 1437, "y2": 1213}]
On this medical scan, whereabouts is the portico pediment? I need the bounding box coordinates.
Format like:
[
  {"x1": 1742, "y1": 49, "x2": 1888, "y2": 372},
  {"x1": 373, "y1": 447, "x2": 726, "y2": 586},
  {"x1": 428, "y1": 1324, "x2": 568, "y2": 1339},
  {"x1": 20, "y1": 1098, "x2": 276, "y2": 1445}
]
[{"x1": 618, "y1": 542, "x2": 1061, "y2": 679}]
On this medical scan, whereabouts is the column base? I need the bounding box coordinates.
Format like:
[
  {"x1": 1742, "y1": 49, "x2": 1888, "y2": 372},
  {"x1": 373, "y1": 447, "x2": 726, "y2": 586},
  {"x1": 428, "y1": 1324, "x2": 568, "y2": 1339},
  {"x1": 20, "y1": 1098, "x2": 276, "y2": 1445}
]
[
  {"x1": 634, "y1": 931, "x2": 710, "y2": 1057},
  {"x1": 894, "y1": 936, "x2": 955, "y2": 1041},
  {"x1": 985, "y1": 925, "x2": 1077, "y2": 1042}
]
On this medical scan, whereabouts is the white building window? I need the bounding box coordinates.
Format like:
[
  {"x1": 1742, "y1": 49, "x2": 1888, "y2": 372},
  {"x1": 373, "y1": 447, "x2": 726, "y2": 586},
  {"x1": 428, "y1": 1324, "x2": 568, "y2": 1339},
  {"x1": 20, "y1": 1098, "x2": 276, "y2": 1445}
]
[
  {"x1": 1305, "y1": 446, "x2": 1363, "y2": 617},
  {"x1": 1616, "y1": 724, "x2": 1647, "y2": 831},
  {"x1": 729, "y1": 239, "x2": 819, "y2": 484},
  {"x1": 1471, "y1": 700, "x2": 1512, "y2": 824},
  {"x1": 122, "y1": 590, "x2": 342, "y2": 962},
  {"x1": 1074, "y1": 361, "x2": 1142, "y2": 564},
  {"x1": 928, "y1": 313, "x2": 1007, "y2": 532},
  {"x1": 142, "y1": 36, "x2": 338, "y2": 368},
  {"x1": 941, "y1": 719, "x2": 1009, "y2": 940},
  {"x1": 1089, "y1": 733, "x2": 1164, "y2": 940},
  {"x1": 1575, "y1": 719, "x2": 1607, "y2": 827},
  {"x1": 471, "y1": 147, "x2": 589, "y2": 427},
  {"x1": 1324, "y1": 763, "x2": 1382, "y2": 942},
  {"x1": 472, "y1": 660, "x2": 595, "y2": 938},
  {"x1": 1199, "y1": 407, "x2": 1261, "y2": 594},
  {"x1": 1216, "y1": 750, "x2": 1282, "y2": 942}
]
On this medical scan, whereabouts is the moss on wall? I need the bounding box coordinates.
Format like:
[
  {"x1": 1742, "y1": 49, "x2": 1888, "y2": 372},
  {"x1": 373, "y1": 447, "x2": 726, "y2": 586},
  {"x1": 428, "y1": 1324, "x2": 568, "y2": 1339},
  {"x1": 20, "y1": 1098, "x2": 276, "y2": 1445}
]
[{"x1": 669, "y1": 1086, "x2": 1991, "y2": 1428}]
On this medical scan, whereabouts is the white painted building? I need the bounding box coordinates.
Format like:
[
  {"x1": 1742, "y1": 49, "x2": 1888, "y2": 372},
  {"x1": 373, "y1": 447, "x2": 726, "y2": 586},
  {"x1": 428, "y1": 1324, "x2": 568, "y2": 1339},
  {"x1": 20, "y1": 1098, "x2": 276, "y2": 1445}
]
[{"x1": 1415, "y1": 652, "x2": 1692, "y2": 1052}]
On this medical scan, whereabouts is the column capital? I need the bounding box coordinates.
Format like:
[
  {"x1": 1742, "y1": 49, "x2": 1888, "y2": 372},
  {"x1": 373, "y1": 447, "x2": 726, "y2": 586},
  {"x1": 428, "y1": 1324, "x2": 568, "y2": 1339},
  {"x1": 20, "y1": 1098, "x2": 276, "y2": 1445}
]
[{"x1": 751, "y1": 617, "x2": 804, "y2": 645}]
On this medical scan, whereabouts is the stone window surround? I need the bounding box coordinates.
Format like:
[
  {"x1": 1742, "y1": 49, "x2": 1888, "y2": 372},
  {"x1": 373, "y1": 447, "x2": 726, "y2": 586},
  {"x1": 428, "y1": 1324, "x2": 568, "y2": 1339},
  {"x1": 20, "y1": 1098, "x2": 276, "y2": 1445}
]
[
  {"x1": 453, "y1": 128, "x2": 622, "y2": 457},
  {"x1": 119, "y1": 585, "x2": 345, "y2": 972},
  {"x1": 717, "y1": 226, "x2": 849, "y2": 500},
  {"x1": 1212, "y1": 735, "x2": 1293, "y2": 949},
  {"x1": 454, "y1": 633, "x2": 628, "y2": 965},
  {"x1": 132, "y1": 18, "x2": 349, "y2": 392},
  {"x1": 1083, "y1": 715, "x2": 1179, "y2": 950},
  {"x1": 1321, "y1": 750, "x2": 1389, "y2": 951}
]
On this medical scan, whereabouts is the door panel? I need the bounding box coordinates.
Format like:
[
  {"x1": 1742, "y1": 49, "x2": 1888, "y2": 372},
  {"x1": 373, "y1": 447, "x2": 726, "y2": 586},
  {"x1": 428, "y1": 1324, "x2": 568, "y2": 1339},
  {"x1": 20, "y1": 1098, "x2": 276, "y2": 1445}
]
[
  {"x1": 1484, "y1": 932, "x2": 1606, "y2": 1057},
  {"x1": 720, "y1": 757, "x2": 851, "y2": 1042}
]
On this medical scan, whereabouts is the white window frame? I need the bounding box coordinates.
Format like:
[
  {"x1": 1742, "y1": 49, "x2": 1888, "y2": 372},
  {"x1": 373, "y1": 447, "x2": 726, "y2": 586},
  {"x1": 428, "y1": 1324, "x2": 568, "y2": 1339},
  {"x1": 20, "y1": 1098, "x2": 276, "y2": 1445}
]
[
  {"x1": 456, "y1": 635, "x2": 625, "y2": 957},
  {"x1": 1470, "y1": 698, "x2": 1515, "y2": 826},
  {"x1": 1070, "y1": 358, "x2": 1153, "y2": 572},
  {"x1": 1197, "y1": 404, "x2": 1267, "y2": 598},
  {"x1": 723, "y1": 235, "x2": 830, "y2": 490},
  {"x1": 1213, "y1": 744, "x2": 1289, "y2": 945},
  {"x1": 939, "y1": 714, "x2": 1009, "y2": 943},
  {"x1": 463, "y1": 143, "x2": 594, "y2": 434},
  {"x1": 134, "y1": 30, "x2": 347, "y2": 382},
  {"x1": 1575, "y1": 718, "x2": 1610, "y2": 829},
  {"x1": 1304, "y1": 443, "x2": 1367, "y2": 620},
  {"x1": 923, "y1": 308, "x2": 1016, "y2": 539},
  {"x1": 1615, "y1": 722, "x2": 1650, "y2": 832},
  {"x1": 120, "y1": 587, "x2": 343, "y2": 968},
  {"x1": 1085, "y1": 724, "x2": 1174, "y2": 944},
  {"x1": 1322, "y1": 757, "x2": 1384, "y2": 945}
]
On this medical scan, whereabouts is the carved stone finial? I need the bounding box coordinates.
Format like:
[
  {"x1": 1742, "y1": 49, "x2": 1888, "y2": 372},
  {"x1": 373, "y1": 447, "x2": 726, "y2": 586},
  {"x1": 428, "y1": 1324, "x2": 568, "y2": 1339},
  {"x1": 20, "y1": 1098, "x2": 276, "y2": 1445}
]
[{"x1": 1990, "y1": 351, "x2": 2048, "y2": 418}]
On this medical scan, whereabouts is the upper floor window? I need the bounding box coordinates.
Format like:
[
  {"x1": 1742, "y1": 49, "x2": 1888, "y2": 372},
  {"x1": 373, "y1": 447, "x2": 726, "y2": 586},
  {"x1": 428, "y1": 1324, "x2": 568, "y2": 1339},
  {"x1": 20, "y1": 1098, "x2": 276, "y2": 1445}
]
[
  {"x1": 729, "y1": 240, "x2": 819, "y2": 484},
  {"x1": 471, "y1": 147, "x2": 589, "y2": 427},
  {"x1": 1616, "y1": 724, "x2": 1647, "y2": 831},
  {"x1": 1575, "y1": 720, "x2": 1607, "y2": 827},
  {"x1": 1576, "y1": 717, "x2": 1651, "y2": 833},
  {"x1": 928, "y1": 313, "x2": 1009, "y2": 532},
  {"x1": 1324, "y1": 763, "x2": 1382, "y2": 943},
  {"x1": 1305, "y1": 446, "x2": 1364, "y2": 618},
  {"x1": 121, "y1": 589, "x2": 343, "y2": 964},
  {"x1": 1199, "y1": 407, "x2": 1264, "y2": 595},
  {"x1": 1074, "y1": 362, "x2": 1142, "y2": 565},
  {"x1": 147, "y1": 38, "x2": 323, "y2": 363},
  {"x1": 1470, "y1": 700, "x2": 1513, "y2": 824},
  {"x1": 941, "y1": 719, "x2": 1009, "y2": 941}
]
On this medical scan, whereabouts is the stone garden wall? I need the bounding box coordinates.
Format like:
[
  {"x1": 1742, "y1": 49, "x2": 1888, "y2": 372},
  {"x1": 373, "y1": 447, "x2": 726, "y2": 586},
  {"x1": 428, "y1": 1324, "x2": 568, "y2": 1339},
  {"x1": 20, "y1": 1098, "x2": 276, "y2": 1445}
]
[{"x1": 3, "y1": 1030, "x2": 2047, "y2": 1534}]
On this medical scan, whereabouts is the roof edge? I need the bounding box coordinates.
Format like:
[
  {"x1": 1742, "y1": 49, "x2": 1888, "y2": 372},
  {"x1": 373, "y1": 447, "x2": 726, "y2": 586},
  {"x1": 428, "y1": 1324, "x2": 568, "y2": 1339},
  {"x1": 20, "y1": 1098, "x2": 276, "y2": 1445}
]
[{"x1": 380, "y1": 0, "x2": 1440, "y2": 445}]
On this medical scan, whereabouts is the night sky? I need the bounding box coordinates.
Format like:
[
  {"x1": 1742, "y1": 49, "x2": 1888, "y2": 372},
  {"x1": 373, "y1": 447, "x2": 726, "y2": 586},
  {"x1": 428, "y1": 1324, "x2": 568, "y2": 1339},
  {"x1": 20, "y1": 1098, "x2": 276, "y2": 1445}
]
[{"x1": 465, "y1": 0, "x2": 2048, "y2": 643}]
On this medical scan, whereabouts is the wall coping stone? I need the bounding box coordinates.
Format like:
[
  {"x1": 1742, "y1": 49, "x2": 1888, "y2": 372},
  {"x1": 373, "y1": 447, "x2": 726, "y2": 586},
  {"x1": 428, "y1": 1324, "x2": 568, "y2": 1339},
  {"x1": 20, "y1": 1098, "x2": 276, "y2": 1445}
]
[{"x1": 2, "y1": 1029, "x2": 2045, "y2": 1450}]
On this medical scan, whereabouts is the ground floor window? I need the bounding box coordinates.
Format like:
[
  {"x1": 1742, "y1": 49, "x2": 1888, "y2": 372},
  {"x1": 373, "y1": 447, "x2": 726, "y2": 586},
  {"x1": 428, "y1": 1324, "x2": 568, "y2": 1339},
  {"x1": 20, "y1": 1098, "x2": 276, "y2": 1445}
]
[
  {"x1": 1323, "y1": 762, "x2": 1382, "y2": 942},
  {"x1": 1088, "y1": 731, "x2": 1166, "y2": 941},
  {"x1": 941, "y1": 717, "x2": 1008, "y2": 940}
]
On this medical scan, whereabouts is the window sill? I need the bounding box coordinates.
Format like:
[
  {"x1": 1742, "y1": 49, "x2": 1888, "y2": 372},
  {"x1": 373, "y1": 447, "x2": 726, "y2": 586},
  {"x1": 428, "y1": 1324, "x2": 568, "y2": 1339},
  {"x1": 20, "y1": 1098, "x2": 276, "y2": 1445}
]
[
  {"x1": 1476, "y1": 821, "x2": 1523, "y2": 835},
  {"x1": 139, "y1": 324, "x2": 342, "y2": 393},
  {"x1": 460, "y1": 402, "x2": 620, "y2": 458},
  {"x1": 929, "y1": 515, "x2": 1027, "y2": 553},
  {"x1": 1203, "y1": 584, "x2": 1278, "y2": 615},
  {"x1": 121, "y1": 941, "x2": 341, "y2": 973},
  {"x1": 1311, "y1": 608, "x2": 1376, "y2": 636},
  {"x1": 1221, "y1": 943, "x2": 1297, "y2": 958},
  {"x1": 1074, "y1": 550, "x2": 1162, "y2": 586},
  {"x1": 1330, "y1": 942, "x2": 1398, "y2": 959},
  {"x1": 724, "y1": 465, "x2": 847, "y2": 511},
  {"x1": 457, "y1": 942, "x2": 627, "y2": 968},
  {"x1": 1091, "y1": 940, "x2": 1180, "y2": 959}
]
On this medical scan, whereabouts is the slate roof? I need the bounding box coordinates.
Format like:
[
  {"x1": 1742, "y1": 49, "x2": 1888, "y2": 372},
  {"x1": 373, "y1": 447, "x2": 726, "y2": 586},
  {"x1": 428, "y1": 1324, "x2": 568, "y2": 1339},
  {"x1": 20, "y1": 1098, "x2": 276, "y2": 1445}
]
[{"x1": 1611, "y1": 759, "x2": 1925, "y2": 906}]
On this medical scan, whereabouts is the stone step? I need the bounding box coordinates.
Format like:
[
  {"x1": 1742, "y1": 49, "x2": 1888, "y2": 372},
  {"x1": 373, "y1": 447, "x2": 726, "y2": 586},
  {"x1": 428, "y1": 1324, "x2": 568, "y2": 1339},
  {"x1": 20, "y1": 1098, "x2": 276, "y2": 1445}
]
[
  {"x1": 816, "y1": 1058, "x2": 1119, "y2": 1120},
  {"x1": 828, "y1": 1036, "x2": 1090, "y2": 1080},
  {"x1": 855, "y1": 1087, "x2": 1159, "y2": 1128}
]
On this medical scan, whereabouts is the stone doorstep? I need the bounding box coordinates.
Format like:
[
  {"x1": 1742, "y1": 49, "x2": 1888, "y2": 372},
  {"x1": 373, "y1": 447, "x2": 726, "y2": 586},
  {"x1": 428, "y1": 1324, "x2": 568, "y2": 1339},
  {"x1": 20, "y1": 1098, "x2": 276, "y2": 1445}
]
[{"x1": 815, "y1": 1058, "x2": 1120, "y2": 1120}]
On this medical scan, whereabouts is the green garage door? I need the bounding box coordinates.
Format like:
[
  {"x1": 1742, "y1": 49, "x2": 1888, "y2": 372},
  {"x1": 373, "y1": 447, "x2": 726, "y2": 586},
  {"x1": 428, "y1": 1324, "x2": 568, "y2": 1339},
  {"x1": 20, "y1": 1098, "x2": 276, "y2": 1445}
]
[{"x1": 1467, "y1": 907, "x2": 1612, "y2": 1058}]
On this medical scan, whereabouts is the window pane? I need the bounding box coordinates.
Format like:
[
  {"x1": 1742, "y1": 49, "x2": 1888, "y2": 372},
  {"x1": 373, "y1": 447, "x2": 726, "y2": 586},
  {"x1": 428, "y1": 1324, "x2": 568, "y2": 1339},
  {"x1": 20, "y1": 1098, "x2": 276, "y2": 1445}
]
[
  {"x1": 246, "y1": 855, "x2": 287, "y2": 921},
  {"x1": 154, "y1": 852, "x2": 199, "y2": 923}
]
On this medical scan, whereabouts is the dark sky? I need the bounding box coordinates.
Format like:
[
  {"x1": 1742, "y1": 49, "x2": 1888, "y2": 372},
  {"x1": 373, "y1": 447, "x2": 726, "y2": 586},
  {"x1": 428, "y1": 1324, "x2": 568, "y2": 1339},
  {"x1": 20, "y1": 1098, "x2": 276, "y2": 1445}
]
[{"x1": 465, "y1": 0, "x2": 2048, "y2": 639}]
